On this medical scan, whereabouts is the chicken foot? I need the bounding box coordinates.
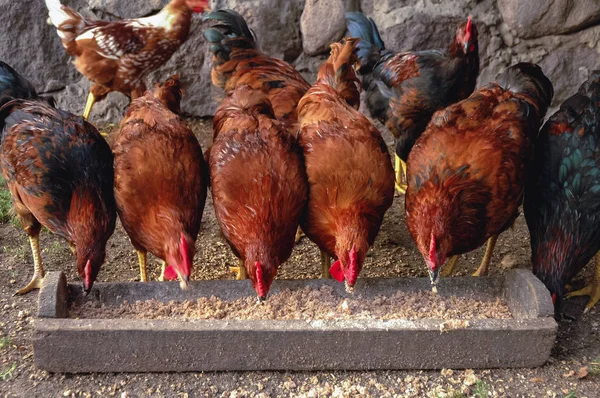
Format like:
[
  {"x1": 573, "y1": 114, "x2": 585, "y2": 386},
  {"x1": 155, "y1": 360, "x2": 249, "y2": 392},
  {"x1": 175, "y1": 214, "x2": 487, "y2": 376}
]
[
  {"x1": 137, "y1": 250, "x2": 148, "y2": 282},
  {"x1": 295, "y1": 227, "x2": 305, "y2": 244},
  {"x1": 440, "y1": 255, "x2": 460, "y2": 277},
  {"x1": 394, "y1": 155, "x2": 408, "y2": 195},
  {"x1": 567, "y1": 252, "x2": 600, "y2": 313},
  {"x1": 321, "y1": 250, "x2": 331, "y2": 278},
  {"x1": 473, "y1": 235, "x2": 498, "y2": 277},
  {"x1": 15, "y1": 235, "x2": 45, "y2": 295},
  {"x1": 230, "y1": 259, "x2": 248, "y2": 280}
]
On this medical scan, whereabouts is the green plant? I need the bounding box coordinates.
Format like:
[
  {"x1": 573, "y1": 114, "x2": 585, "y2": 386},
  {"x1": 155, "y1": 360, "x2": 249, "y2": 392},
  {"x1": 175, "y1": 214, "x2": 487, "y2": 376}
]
[
  {"x1": 0, "y1": 363, "x2": 16, "y2": 381},
  {"x1": 0, "y1": 176, "x2": 12, "y2": 224},
  {"x1": 471, "y1": 380, "x2": 490, "y2": 398},
  {"x1": 565, "y1": 391, "x2": 578, "y2": 398},
  {"x1": 590, "y1": 357, "x2": 600, "y2": 376},
  {"x1": 0, "y1": 337, "x2": 10, "y2": 349}
]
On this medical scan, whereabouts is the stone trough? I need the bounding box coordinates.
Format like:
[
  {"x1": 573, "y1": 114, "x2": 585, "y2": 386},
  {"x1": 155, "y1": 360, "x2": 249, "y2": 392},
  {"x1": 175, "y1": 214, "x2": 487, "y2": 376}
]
[{"x1": 33, "y1": 269, "x2": 557, "y2": 373}]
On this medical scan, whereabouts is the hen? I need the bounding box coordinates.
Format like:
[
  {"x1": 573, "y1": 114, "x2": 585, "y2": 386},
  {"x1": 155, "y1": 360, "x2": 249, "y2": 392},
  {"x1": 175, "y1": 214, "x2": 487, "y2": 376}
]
[
  {"x1": 112, "y1": 75, "x2": 208, "y2": 288},
  {"x1": 524, "y1": 72, "x2": 600, "y2": 313},
  {"x1": 0, "y1": 62, "x2": 116, "y2": 295},
  {"x1": 209, "y1": 85, "x2": 307, "y2": 300},
  {"x1": 346, "y1": 12, "x2": 479, "y2": 193},
  {"x1": 405, "y1": 63, "x2": 553, "y2": 290},
  {"x1": 203, "y1": 9, "x2": 310, "y2": 133},
  {"x1": 45, "y1": 0, "x2": 209, "y2": 120},
  {"x1": 297, "y1": 38, "x2": 395, "y2": 290}
]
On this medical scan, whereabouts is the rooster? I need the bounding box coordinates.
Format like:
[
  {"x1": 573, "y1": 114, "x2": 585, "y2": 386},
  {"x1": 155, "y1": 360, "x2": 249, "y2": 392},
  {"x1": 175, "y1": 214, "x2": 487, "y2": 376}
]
[
  {"x1": 0, "y1": 62, "x2": 116, "y2": 295},
  {"x1": 203, "y1": 9, "x2": 310, "y2": 133},
  {"x1": 346, "y1": 12, "x2": 479, "y2": 194},
  {"x1": 112, "y1": 75, "x2": 208, "y2": 289},
  {"x1": 405, "y1": 63, "x2": 553, "y2": 290},
  {"x1": 297, "y1": 38, "x2": 395, "y2": 291},
  {"x1": 44, "y1": 0, "x2": 210, "y2": 120},
  {"x1": 209, "y1": 85, "x2": 307, "y2": 300},
  {"x1": 525, "y1": 72, "x2": 600, "y2": 313}
]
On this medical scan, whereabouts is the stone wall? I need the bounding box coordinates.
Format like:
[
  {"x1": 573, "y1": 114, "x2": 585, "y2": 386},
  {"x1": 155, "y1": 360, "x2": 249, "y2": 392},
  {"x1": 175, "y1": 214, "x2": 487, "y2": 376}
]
[{"x1": 1, "y1": 0, "x2": 598, "y2": 122}]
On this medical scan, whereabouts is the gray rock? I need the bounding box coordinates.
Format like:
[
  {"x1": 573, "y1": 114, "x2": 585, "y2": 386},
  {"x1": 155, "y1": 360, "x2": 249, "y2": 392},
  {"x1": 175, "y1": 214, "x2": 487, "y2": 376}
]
[
  {"x1": 498, "y1": 0, "x2": 600, "y2": 39},
  {"x1": 87, "y1": 0, "x2": 165, "y2": 18},
  {"x1": 301, "y1": 0, "x2": 360, "y2": 56}
]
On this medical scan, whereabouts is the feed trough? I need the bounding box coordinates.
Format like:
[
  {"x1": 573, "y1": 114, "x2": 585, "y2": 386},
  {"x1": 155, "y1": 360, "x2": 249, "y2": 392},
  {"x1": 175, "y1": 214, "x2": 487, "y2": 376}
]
[{"x1": 33, "y1": 269, "x2": 557, "y2": 373}]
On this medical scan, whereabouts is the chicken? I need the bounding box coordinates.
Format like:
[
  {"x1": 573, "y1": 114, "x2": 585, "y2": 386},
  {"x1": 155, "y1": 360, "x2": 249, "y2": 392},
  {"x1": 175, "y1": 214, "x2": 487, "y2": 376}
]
[
  {"x1": 209, "y1": 85, "x2": 307, "y2": 300},
  {"x1": 297, "y1": 38, "x2": 395, "y2": 291},
  {"x1": 204, "y1": 9, "x2": 311, "y2": 276},
  {"x1": 0, "y1": 62, "x2": 116, "y2": 295},
  {"x1": 405, "y1": 63, "x2": 553, "y2": 290},
  {"x1": 44, "y1": 0, "x2": 209, "y2": 121},
  {"x1": 346, "y1": 12, "x2": 480, "y2": 194},
  {"x1": 112, "y1": 75, "x2": 208, "y2": 289},
  {"x1": 203, "y1": 9, "x2": 311, "y2": 133},
  {"x1": 524, "y1": 72, "x2": 600, "y2": 313}
]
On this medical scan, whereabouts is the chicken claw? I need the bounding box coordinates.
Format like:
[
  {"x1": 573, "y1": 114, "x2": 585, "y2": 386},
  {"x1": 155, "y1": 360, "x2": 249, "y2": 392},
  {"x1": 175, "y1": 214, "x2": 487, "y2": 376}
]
[
  {"x1": 230, "y1": 259, "x2": 248, "y2": 280},
  {"x1": 566, "y1": 253, "x2": 600, "y2": 313},
  {"x1": 15, "y1": 235, "x2": 45, "y2": 296}
]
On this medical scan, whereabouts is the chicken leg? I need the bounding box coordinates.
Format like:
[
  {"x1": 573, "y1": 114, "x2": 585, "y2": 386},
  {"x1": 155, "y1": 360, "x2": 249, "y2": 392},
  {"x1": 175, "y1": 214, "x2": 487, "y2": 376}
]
[
  {"x1": 295, "y1": 227, "x2": 305, "y2": 244},
  {"x1": 82, "y1": 92, "x2": 96, "y2": 121},
  {"x1": 230, "y1": 259, "x2": 248, "y2": 280},
  {"x1": 567, "y1": 252, "x2": 600, "y2": 313},
  {"x1": 473, "y1": 235, "x2": 498, "y2": 277},
  {"x1": 15, "y1": 234, "x2": 45, "y2": 295},
  {"x1": 440, "y1": 255, "x2": 460, "y2": 277},
  {"x1": 69, "y1": 242, "x2": 76, "y2": 255},
  {"x1": 137, "y1": 250, "x2": 148, "y2": 282},
  {"x1": 395, "y1": 155, "x2": 408, "y2": 194},
  {"x1": 321, "y1": 250, "x2": 331, "y2": 278},
  {"x1": 158, "y1": 260, "x2": 167, "y2": 281}
]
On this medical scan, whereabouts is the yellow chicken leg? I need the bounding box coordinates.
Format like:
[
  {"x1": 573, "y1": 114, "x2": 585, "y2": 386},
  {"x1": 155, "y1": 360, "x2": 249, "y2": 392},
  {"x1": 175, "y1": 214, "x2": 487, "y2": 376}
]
[
  {"x1": 321, "y1": 250, "x2": 331, "y2": 278},
  {"x1": 567, "y1": 252, "x2": 600, "y2": 313},
  {"x1": 230, "y1": 259, "x2": 248, "y2": 280},
  {"x1": 15, "y1": 235, "x2": 45, "y2": 295},
  {"x1": 295, "y1": 226, "x2": 305, "y2": 244},
  {"x1": 68, "y1": 243, "x2": 76, "y2": 255},
  {"x1": 158, "y1": 260, "x2": 167, "y2": 282},
  {"x1": 137, "y1": 250, "x2": 148, "y2": 282},
  {"x1": 473, "y1": 235, "x2": 498, "y2": 276},
  {"x1": 395, "y1": 155, "x2": 408, "y2": 194},
  {"x1": 441, "y1": 255, "x2": 460, "y2": 277},
  {"x1": 83, "y1": 92, "x2": 95, "y2": 121}
]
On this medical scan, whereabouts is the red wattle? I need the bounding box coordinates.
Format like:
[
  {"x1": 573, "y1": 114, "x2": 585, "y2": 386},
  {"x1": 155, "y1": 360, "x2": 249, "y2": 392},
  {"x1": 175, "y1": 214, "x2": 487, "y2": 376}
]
[
  {"x1": 329, "y1": 260, "x2": 345, "y2": 282},
  {"x1": 163, "y1": 265, "x2": 178, "y2": 281}
]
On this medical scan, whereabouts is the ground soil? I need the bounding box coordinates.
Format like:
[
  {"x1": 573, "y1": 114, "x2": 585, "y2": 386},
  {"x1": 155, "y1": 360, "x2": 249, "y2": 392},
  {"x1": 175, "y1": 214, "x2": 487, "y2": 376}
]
[{"x1": 0, "y1": 118, "x2": 598, "y2": 397}]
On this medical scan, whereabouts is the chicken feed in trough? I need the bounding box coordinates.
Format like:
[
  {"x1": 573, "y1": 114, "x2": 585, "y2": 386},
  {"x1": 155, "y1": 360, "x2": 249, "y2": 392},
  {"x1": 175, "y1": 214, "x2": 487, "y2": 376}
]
[{"x1": 32, "y1": 269, "x2": 556, "y2": 372}]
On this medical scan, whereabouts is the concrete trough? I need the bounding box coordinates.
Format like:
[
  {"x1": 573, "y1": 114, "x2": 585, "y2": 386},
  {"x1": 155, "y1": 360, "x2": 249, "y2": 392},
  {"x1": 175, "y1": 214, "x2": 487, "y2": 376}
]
[{"x1": 33, "y1": 269, "x2": 557, "y2": 373}]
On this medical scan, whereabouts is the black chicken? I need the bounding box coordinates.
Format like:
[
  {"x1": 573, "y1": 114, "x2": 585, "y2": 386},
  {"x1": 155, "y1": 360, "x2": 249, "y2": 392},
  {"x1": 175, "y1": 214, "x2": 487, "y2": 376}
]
[
  {"x1": 524, "y1": 72, "x2": 600, "y2": 313},
  {"x1": 345, "y1": 12, "x2": 479, "y2": 194}
]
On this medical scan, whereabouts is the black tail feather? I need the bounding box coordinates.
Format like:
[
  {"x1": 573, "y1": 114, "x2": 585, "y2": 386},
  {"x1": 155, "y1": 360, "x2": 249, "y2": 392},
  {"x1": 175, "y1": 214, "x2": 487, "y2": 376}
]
[
  {"x1": 345, "y1": 12, "x2": 385, "y2": 73},
  {"x1": 203, "y1": 9, "x2": 257, "y2": 58},
  {"x1": 495, "y1": 62, "x2": 554, "y2": 119}
]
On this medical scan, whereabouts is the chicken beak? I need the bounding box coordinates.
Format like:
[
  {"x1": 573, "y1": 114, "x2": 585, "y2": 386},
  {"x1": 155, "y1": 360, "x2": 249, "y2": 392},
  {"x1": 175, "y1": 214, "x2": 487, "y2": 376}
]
[
  {"x1": 177, "y1": 270, "x2": 189, "y2": 290},
  {"x1": 257, "y1": 295, "x2": 267, "y2": 304},
  {"x1": 345, "y1": 280, "x2": 355, "y2": 294},
  {"x1": 428, "y1": 268, "x2": 440, "y2": 293},
  {"x1": 463, "y1": 42, "x2": 469, "y2": 53}
]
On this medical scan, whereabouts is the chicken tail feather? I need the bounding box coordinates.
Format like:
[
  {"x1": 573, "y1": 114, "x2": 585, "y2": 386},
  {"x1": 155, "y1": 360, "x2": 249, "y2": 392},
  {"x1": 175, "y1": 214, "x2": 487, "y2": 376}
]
[
  {"x1": 317, "y1": 38, "x2": 362, "y2": 108},
  {"x1": 495, "y1": 62, "x2": 554, "y2": 119},
  {"x1": 203, "y1": 9, "x2": 257, "y2": 55},
  {"x1": 152, "y1": 75, "x2": 183, "y2": 115},
  {"x1": 345, "y1": 12, "x2": 385, "y2": 73}
]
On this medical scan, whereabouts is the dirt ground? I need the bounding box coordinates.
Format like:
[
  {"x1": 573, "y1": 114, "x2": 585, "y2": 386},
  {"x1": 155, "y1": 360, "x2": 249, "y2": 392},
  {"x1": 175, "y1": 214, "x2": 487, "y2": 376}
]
[{"x1": 0, "y1": 118, "x2": 599, "y2": 397}]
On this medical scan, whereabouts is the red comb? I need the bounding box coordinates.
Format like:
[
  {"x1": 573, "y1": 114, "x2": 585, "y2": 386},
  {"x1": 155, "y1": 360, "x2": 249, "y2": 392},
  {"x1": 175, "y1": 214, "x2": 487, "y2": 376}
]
[
  {"x1": 84, "y1": 259, "x2": 92, "y2": 290},
  {"x1": 329, "y1": 260, "x2": 345, "y2": 282},
  {"x1": 464, "y1": 16, "x2": 473, "y2": 42},
  {"x1": 428, "y1": 233, "x2": 437, "y2": 270},
  {"x1": 551, "y1": 293, "x2": 557, "y2": 305},
  {"x1": 347, "y1": 245, "x2": 359, "y2": 286},
  {"x1": 255, "y1": 262, "x2": 267, "y2": 297},
  {"x1": 163, "y1": 265, "x2": 178, "y2": 280}
]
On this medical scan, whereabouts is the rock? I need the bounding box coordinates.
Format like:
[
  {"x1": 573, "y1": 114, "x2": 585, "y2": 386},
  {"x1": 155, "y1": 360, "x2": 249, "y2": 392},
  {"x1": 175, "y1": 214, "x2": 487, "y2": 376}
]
[
  {"x1": 301, "y1": 0, "x2": 359, "y2": 56},
  {"x1": 498, "y1": 0, "x2": 600, "y2": 39},
  {"x1": 86, "y1": 0, "x2": 165, "y2": 18}
]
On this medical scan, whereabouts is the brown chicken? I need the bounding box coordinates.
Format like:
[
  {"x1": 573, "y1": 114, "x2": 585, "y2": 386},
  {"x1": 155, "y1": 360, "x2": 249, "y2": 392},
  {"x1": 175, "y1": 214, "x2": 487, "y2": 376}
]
[
  {"x1": 405, "y1": 63, "x2": 553, "y2": 290},
  {"x1": 0, "y1": 62, "x2": 116, "y2": 295},
  {"x1": 112, "y1": 76, "x2": 208, "y2": 288},
  {"x1": 209, "y1": 86, "x2": 307, "y2": 300},
  {"x1": 297, "y1": 38, "x2": 395, "y2": 291},
  {"x1": 346, "y1": 12, "x2": 480, "y2": 194},
  {"x1": 203, "y1": 9, "x2": 310, "y2": 132},
  {"x1": 45, "y1": 0, "x2": 209, "y2": 120}
]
